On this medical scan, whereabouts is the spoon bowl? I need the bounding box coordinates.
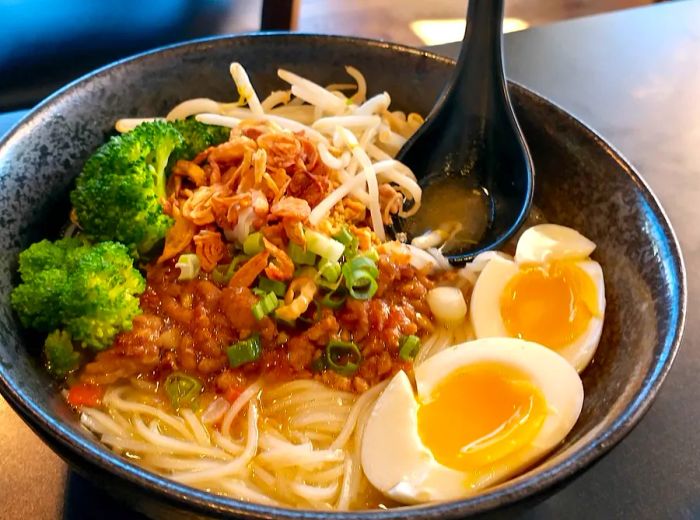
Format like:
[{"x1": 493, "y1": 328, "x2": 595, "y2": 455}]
[{"x1": 396, "y1": 0, "x2": 534, "y2": 263}]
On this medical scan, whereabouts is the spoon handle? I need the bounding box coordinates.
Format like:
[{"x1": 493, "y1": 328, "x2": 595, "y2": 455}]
[{"x1": 449, "y1": 0, "x2": 507, "y2": 119}]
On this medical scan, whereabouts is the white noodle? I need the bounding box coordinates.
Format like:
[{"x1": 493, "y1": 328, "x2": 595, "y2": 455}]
[
  {"x1": 336, "y1": 457, "x2": 354, "y2": 510},
  {"x1": 131, "y1": 416, "x2": 227, "y2": 458},
  {"x1": 193, "y1": 113, "x2": 242, "y2": 129},
  {"x1": 200, "y1": 110, "x2": 328, "y2": 143},
  {"x1": 115, "y1": 117, "x2": 162, "y2": 133},
  {"x1": 80, "y1": 408, "x2": 127, "y2": 437},
  {"x1": 100, "y1": 435, "x2": 161, "y2": 454},
  {"x1": 331, "y1": 381, "x2": 387, "y2": 450},
  {"x1": 181, "y1": 409, "x2": 211, "y2": 446},
  {"x1": 261, "y1": 89, "x2": 292, "y2": 111},
  {"x1": 308, "y1": 174, "x2": 366, "y2": 226},
  {"x1": 269, "y1": 104, "x2": 316, "y2": 124},
  {"x1": 219, "y1": 480, "x2": 280, "y2": 506},
  {"x1": 317, "y1": 142, "x2": 346, "y2": 170},
  {"x1": 212, "y1": 431, "x2": 245, "y2": 455},
  {"x1": 312, "y1": 115, "x2": 381, "y2": 133},
  {"x1": 291, "y1": 481, "x2": 339, "y2": 503},
  {"x1": 355, "y1": 92, "x2": 391, "y2": 116},
  {"x1": 278, "y1": 69, "x2": 347, "y2": 115},
  {"x1": 366, "y1": 142, "x2": 394, "y2": 161},
  {"x1": 172, "y1": 401, "x2": 259, "y2": 485},
  {"x1": 201, "y1": 397, "x2": 229, "y2": 425},
  {"x1": 230, "y1": 63, "x2": 264, "y2": 115},
  {"x1": 221, "y1": 380, "x2": 262, "y2": 437},
  {"x1": 103, "y1": 387, "x2": 194, "y2": 440},
  {"x1": 345, "y1": 66, "x2": 367, "y2": 103},
  {"x1": 337, "y1": 127, "x2": 384, "y2": 240},
  {"x1": 167, "y1": 98, "x2": 231, "y2": 121}
]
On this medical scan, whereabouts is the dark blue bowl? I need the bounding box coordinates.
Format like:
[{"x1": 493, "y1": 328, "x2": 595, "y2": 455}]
[{"x1": 0, "y1": 34, "x2": 686, "y2": 519}]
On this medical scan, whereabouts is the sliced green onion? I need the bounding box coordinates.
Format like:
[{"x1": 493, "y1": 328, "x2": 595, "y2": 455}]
[
  {"x1": 288, "y1": 242, "x2": 317, "y2": 266},
  {"x1": 252, "y1": 288, "x2": 266, "y2": 297},
  {"x1": 317, "y1": 258, "x2": 341, "y2": 284},
  {"x1": 175, "y1": 253, "x2": 200, "y2": 281},
  {"x1": 362, "y1": 248, "x2": 380, "y2": 262},
  {"x1": 258, "y1": 277, "x2": 287, "y2": 297},
  {"x1": 333, "y1": 227, "x2": 359, "y2": 258},
  {"x1": 211, "y1": 255, "x2": 249, "y2": 284},
  {"x1": 342, "y1": 256, "x2": 379, "y2": 300},
  {"x1": 346, "y1": 256, "x2": 379, "y2": 278},
  {"x1": 344, "y1": 270, "x2": 378, "y2": 300},
  {"x1": 399, "y1": 335, "x2": 421, "y2": 361},
  {"x1": 311, "y1": 355, "x2": 327, "y2": 373},
  {"x1": 320, "y1": 288, "x2": 347, "y2": 309},
  {"x1": 227, "y1": 334, "x2": 262, "y2": 367},
  {"x1": 305, "y1": 228, "x2": 345, "y2": 262},
  {"x1": 325, "y1": 340, "x2": 362, "y2": 376},
  {"x1": 333, "y1": 227, "x2": 354, "y2": 246},
  {"x1": 252, "y1": 292, "x2": 279, "y2": 320},
  {"x1": 243, "y1": 232, "x2": 265, "y2": 256},
  {"x1": 164, "y1": 372, "x2": 202, "y2": 410}
]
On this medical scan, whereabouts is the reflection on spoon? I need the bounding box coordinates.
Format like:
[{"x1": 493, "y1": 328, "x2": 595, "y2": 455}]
[{"x1": 406, "y1": 176, "x2": 492, "y2": 254}]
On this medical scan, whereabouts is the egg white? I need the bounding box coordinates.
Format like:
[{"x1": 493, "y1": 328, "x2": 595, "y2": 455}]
[
  {"x1": 361, "y1": 338, "x2": 584, "y2": 504},
  {"x1": 470, "y1": 255, "x2": 605, "y2": 373},
  {"x1": 515, "y1": 224, "x2": 596, "y2": 265}
]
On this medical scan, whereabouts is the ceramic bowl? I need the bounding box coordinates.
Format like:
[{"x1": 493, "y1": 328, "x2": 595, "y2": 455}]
[{"x1": 0, "y1": 34, "x2": 685, "y2": 519}]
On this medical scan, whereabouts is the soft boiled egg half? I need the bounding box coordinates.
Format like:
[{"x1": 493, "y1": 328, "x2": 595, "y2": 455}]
[
  {"x1": 470, "y1": 224, "x2": 605, "y2": 372},
  {"x1": 361, "y1": 338, "x2": 583, "y2": 503}
]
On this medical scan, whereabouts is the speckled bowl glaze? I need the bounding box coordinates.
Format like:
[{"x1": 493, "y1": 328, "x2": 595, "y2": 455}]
[{"x1": 0, "y1": 34, "x2": 685, "y2": 519}]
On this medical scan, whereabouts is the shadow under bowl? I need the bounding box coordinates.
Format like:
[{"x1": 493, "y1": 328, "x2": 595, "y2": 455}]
[{"x1": 0, "y1": 34, "x2": 686, "y2": 519}]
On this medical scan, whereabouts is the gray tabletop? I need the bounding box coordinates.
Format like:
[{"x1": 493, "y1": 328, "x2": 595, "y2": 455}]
[{"x1": 2, "y1": 1, "x2": 700, "y2": 518}]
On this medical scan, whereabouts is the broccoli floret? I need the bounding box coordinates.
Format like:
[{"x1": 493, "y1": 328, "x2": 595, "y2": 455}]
[
  {"x1": 44, "y1": 330, "x2": 80, "y2": 376},
  {"x1": 11, "y1": 238, "x2": 145, "y2": 350},
  {"x1": 71, "y1": 121, "x2": 183, "y2": 257},
  {"x1": 71, "y1": 120, "x2": 229, "y2": 257},
  {"x1": 170, "y1": 119, "x2": 231, "y2": 162}
]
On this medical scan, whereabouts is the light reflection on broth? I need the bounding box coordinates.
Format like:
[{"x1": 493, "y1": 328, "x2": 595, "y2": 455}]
[{"x1": 407, "y1": 176, "x2": 491, "y2": 254}]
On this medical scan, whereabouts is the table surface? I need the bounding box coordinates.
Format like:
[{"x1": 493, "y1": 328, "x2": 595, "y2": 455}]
[{"x1": 2, "y1": 1, "x2": 700, "y2": 518}]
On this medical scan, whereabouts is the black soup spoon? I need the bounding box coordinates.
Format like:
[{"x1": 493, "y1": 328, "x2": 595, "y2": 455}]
[{"x1": 394, "y1": 0, "x2": 534, "y2": 264}]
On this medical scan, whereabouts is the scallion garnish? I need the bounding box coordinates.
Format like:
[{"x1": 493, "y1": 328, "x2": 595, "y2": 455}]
[
  {"x1": 333, "y1": 227, "x2": 354, "y2": 246},
  {"x1": 227, "y1": 334, "x2": 262, "y2": 367},
  {"x1": 243, "y1": 232, "x2": 265, "y2": 256},
  {"x1": 317, "y1": 257, "x2": 341, "y2": 284},
  {"x1": 325, "y1": 340, "x2": 362, "y2": 376},
  {"x1": 362, "y1": 248, "x2": 380, "y2": 262},
  {"x1": 399, "y1": 335, "x2": 421, "y2": 361},
  {"x1": 320, "y1": 287, "x2": 347, "y2": 309},
  {"x1": 305, "y1": 228, "x2": 345, "y2": 262},
  {"x1": 342, "y1": 256, "x2": 379, "y2": 300},
  {"x1": 175, "y1": 253, "x2": 200, "y2": 281},
  {"x1": 288, "y1": 242, "x2": 317, "y2": 266},
  {"x1": 333, "y1": 226, "x2": 359, "y2": 258},
  {"x1": 252, "y1": 292, "x2": 279, "y2": 320},
  {"x1": 311, "y1": 355, "x2": 327, "y2": 373},
  {"x1": 211, "y1": 255, "x2": 249, "y2": 284},
  {"x1": 164, "y1": 372, "x2": 202, "y2": 410},
  {"x1": 258, "y1": 276, "x2": 287, "y2": 297},
  {"x1": 346, "y1": 256, "x2": 379, "y2": 278}
]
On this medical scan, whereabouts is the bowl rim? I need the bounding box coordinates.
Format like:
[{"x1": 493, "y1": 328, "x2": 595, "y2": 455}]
[{"x1": 0, "y1": 32, "x2": 687, "y2": 519}]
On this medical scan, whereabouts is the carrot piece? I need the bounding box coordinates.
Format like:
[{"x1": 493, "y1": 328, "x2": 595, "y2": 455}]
[
  {"x1": 193, "y1": 230, "x2": 226, "y2": 272},
  {"x1": 67, "y1": 383, "x2": 104, "y2": 407},
  {"x1": 229, "y1": 251, "x2": 270, "y2": 288},
  {"x1": 224, "y1": 385, "x2": 243, "y2": 403},
  {"x1": 263, "y1": 237, "x2": 294, "y2": 281},
  {"x1": 271, "y1": 197, "x2": 311, "y2": 220},
  {"x1": 158, "y1": 209, "x2": 197, "y2": 263}
]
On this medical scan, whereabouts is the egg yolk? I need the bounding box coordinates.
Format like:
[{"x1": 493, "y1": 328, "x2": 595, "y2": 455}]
[
  {"x1": 417, "y1": 363, "x2": 546, "y2": 475},
  {"x1": 500, "y1": 261, "x2": 599, "y2": 350}
]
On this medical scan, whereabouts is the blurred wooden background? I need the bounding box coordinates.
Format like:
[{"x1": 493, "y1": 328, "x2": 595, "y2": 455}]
[{"x1": 294, "y1": 0, "x2": 655, "y2": 45}]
